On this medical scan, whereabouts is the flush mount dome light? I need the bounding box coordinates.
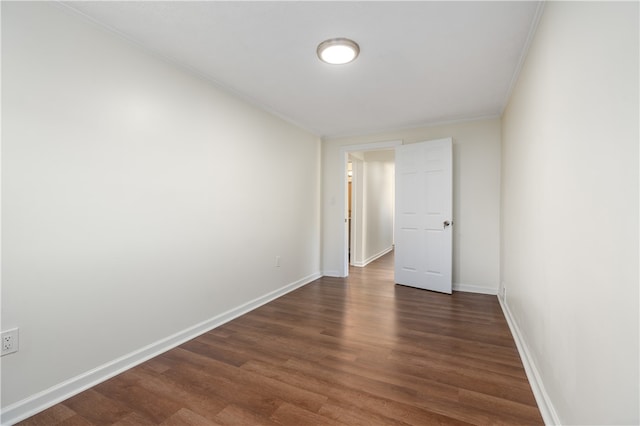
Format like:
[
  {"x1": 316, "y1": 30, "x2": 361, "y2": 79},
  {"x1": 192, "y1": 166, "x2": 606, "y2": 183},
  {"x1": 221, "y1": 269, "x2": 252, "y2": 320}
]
[{"x1": 317, "y1": 38, "x2": 360, "y2": 65}]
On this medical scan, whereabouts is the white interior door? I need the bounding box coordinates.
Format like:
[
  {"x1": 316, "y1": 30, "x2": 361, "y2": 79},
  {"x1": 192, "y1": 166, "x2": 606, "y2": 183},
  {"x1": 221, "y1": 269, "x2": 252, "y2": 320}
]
[{"x1": 394, "y1": 138, "x2": 453, "y2": 294}]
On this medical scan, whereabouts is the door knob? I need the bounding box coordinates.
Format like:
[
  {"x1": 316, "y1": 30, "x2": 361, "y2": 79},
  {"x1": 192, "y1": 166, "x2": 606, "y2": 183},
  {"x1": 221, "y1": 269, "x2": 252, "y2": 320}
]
[{"x1": 443, "y1": 220, "x2": 452, "y2": 229}]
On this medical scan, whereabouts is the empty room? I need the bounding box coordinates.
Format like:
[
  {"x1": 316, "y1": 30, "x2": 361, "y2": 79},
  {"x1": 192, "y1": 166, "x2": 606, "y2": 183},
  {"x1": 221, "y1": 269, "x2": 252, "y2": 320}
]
[{"x1": 1, "y1": 1, "x2": 638, "y2": 425}]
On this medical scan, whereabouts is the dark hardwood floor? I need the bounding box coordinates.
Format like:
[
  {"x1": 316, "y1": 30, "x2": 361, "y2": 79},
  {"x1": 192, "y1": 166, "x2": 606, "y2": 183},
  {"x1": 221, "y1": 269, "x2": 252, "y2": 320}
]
[{"x1": 19, "y1": 252, "x2": 543, "y2": 425}]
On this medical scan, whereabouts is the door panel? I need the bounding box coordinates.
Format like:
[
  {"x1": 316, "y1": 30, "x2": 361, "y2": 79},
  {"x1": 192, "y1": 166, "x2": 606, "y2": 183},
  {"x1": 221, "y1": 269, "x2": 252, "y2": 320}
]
[{"x1": 395, "y1": 138, "x2": 452, "y2": 294}]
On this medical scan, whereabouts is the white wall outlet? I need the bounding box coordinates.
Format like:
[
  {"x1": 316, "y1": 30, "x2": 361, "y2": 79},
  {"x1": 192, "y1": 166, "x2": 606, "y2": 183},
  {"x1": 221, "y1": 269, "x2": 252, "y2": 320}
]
[
  {"x1": 275, "y1": 256, "x2": 281, "y2": 267},
  {"x1": 1, "y1": 328, "x2": 19, "y2": 356},
  {"x1": 501, "y1": 286, "x2": 506, "y2": 299}
]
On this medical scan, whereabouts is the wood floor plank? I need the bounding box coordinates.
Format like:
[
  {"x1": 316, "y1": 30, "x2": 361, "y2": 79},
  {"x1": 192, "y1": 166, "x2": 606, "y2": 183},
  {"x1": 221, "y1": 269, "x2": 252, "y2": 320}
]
[
  {"x1": 109, "y1": 412, "x2": 156, "y2": 426},
  {"x1": 92, "y1": 374, "x2": 182, "y2": 424},
  {"x1": 161, "y1": 361, "x2": 285, "y2": 418},
  {"x1": 213, "y1": 404, "x2": 281, "y2": 426},
  {"x1": 158, "y1": 408, "x2": 222, "y2": 426},
  {"x1": 269, "y1": 402, "x2": 347, "y2": 426},
  {"x1": 17, "y1": 405, "x2": 77, "y2": 426},
  {"x1": 54, "y1": 415, "x2": 94, "y2": 426},
  {"x1": 122, "y1": 365, "x2": 228, "y2": 421},
  {"x1": 318, "y1": 399, "x2": 413, "y2": 426},
  {"x1": 164, "y1": 348, "x2": 328, "y2": 414},
  {"x1": 59, "y1": 389, "x2": 133, "y2": 425},
  {"x1": 17, "y1": 252, "x2": 543, "y2": 425},
  {"x1": 457, "y1": 389, "x2": 544, "y2": 424},
  {"x1": 241, "y1": 356, "x2": 472, "y2": 426}
]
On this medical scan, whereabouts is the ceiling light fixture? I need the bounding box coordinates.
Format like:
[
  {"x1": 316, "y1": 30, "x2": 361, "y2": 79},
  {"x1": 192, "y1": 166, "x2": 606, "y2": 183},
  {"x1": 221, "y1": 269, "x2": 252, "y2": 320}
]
[{"x1": 317, "y1": 38, "x2": 360, "y2": 65}]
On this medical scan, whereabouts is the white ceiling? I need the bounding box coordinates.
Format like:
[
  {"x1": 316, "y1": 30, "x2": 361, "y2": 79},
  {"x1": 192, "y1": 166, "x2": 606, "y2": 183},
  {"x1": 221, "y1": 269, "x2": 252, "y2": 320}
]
[{"x1": 61, "y1": 1, "x2": 542, "y2": 139}]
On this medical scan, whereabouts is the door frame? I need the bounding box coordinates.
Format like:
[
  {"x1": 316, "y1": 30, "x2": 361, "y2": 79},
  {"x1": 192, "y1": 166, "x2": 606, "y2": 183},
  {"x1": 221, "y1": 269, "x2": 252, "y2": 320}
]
[{"x1": 339, "y1": 140, "x2": 402, "y2": 277}]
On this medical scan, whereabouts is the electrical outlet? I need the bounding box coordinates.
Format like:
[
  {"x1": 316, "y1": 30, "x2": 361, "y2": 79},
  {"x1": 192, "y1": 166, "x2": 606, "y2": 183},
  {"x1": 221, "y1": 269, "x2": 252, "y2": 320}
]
[
  {"x1": 1, "y1": 328, "x2": 19, "y2": 356},
  {"x1": 275, "y1": 256, "x2": 281, "y2": 268}
]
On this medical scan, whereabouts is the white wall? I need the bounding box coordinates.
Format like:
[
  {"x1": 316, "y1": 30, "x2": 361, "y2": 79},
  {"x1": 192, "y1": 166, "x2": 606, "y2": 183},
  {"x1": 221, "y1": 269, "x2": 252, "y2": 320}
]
[
  {"x1": 501, "y1": 2, "x2": 639, "y2": 424},
  {"x1": 1, "y1": 1, "x2": 321, "y2": 418},
  {"x1": 322, "y1": 118, "x2": 501, "y2": 294},
  {"x1": 361, "y1": 150, "x2": 394, "y2": 264}
]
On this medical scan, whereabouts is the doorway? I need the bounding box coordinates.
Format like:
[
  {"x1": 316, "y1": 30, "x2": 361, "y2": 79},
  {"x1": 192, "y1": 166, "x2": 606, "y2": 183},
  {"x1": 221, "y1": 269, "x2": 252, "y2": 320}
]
[{"x1": 340, "y1": 140, "x2": 402, "y2": 277}]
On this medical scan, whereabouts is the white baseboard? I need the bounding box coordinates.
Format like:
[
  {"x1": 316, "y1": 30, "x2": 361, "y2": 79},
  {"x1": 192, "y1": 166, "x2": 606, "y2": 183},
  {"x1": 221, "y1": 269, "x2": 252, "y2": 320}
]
[
  {"x1": 351, "y1": 246, "x2": 393, "y2": 268},
  {"x1": 453, "y1": 282, "x2": 498, "y2": 295},
  {"x1": 0, "y1": 272, "x2": 321, "y2": 426},
  {"x1": 498, "y1": 296, "x2": 561, "y2": 426},
  {"x1": 321, "y1": 269, "x2": 342, "y2": 277}
]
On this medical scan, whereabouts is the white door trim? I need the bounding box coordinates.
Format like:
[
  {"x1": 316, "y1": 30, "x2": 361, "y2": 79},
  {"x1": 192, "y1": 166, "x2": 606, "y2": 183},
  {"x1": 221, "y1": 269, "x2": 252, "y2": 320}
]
[{"x1": 339, "y1": 140, "x2": 402, "y2": 277}]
